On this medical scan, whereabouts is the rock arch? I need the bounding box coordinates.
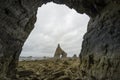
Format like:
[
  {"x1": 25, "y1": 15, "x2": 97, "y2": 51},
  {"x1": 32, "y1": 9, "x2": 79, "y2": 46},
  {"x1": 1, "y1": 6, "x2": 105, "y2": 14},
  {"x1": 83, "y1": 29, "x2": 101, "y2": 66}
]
[
  {"x1": 0, "y1": 0, "x2": 120, "y2": 79},
  {"x1": 54, "y1": 44, "x2": 67, "y2": 58}
]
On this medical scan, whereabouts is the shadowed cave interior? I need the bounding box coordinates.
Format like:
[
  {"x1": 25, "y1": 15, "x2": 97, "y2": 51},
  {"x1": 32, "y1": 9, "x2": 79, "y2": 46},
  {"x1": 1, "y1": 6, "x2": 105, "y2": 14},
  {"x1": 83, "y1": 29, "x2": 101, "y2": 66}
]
[{"x1": 0, "y1": 0, "x2": 120, "y2": 80}]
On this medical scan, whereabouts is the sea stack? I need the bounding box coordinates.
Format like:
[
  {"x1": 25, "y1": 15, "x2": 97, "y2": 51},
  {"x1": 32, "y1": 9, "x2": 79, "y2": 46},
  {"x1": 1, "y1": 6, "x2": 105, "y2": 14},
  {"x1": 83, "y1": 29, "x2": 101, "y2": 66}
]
[
  {"x1": 54, "y1": 44, "x2": 67, "y2": 58},
  {"x1": 73, "y1": 54, "x2": 77, "y2": 58}
]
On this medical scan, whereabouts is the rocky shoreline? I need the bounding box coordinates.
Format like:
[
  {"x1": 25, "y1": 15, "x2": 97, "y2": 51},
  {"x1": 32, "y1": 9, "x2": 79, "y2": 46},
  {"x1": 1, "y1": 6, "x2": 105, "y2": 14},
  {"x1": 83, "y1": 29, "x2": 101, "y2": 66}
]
[{"x1": 17, "y1": 58, "x2": 80, "y2": 80}]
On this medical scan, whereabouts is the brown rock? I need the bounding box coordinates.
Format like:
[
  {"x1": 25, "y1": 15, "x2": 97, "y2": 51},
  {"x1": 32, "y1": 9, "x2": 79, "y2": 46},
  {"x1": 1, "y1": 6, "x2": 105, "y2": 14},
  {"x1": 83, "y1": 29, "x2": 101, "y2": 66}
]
[{"x1": 54, "y1": 44, "x2": 67, "y2": 58}]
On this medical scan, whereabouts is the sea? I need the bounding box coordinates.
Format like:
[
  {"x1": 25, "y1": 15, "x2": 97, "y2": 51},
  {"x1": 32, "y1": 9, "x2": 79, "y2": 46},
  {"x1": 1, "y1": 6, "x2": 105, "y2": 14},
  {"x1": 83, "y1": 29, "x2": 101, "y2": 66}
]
[{"x1": 19, "y1": 56, "x2": 51, "y2": 61}]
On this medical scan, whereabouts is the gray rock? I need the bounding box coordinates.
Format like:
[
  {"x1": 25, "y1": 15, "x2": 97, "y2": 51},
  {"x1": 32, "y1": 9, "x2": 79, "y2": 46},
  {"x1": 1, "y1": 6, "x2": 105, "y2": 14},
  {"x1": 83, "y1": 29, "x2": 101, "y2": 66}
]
[
  {"x1": 73, "y1": 54, "x2": 77, "y2": 58},
  {"x1": 54, "y1": 44, "x2": 67, "y2": 58},
  {"x1": 0, "y1": 0, "x2": 119, "y2": 80},
  {"x1": 79, "y1": 2, "x2": 120, "y2": 80}
]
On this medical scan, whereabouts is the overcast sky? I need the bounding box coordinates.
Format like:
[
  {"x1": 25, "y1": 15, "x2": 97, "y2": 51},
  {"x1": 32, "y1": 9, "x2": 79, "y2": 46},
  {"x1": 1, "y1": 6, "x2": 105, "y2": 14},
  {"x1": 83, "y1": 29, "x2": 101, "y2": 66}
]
[{"x1": 20, "y1": 2, "x2": 89, "y2": 57}]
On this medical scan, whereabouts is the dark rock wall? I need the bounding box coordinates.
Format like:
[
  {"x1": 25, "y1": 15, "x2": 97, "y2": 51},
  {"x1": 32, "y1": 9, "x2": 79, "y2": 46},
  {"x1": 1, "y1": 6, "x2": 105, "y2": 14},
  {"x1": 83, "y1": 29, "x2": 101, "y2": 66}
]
[
  {"x1": 81, "y1": 2, "x2": 120, "y2": 57},
  {"x1": 0, "y1": 0, "x2": 120, "y2": 79},
  {"x1": 80, "y1": 2, "x2": 120, "y2": 80},
  {"x1": 0, "y1": 0, "x2": 41, "y2": 78}
]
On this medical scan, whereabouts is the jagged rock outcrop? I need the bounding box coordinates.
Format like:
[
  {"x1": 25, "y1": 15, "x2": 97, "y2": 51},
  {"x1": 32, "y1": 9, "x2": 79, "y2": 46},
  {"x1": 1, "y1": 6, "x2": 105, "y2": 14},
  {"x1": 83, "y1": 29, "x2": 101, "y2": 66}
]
[
  {"x1": 0, "y1": 0, "x2": 120, "y2": 79},
  {"x1": 54, "y1": 44, "x2": 67, "y2": 58},
  {"x1": 79, "y1": 2, "x2": 120, "y2": 79},
  {"x1": 73, "y1": 54, "x2": 77, "y2": 58}
]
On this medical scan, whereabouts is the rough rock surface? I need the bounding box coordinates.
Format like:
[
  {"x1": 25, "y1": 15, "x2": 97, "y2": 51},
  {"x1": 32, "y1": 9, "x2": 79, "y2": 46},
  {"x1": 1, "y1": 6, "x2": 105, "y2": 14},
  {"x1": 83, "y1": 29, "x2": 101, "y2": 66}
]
[
  {"x1": 17, "y1": 58, "x2": 80, "y2": 80},
  {"x1": 0, "y1": 0, "x2": 120, "y2": 79},
  {"x1": 80, "y1": 2, "x2": 120, "y2": 80},
  {"x1": 73, "y1": 54, "x2": 77, "y2": 58},
  {"x1": 54, "y1": 44, "x2": 67, "y2": 58}
]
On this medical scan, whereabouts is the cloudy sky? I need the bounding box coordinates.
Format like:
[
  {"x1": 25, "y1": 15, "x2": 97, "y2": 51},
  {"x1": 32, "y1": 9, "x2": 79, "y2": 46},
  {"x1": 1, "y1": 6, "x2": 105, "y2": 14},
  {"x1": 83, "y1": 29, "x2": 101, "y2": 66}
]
[{"x1": 20, "y1": 2, "x2": 89, "y2": 57}]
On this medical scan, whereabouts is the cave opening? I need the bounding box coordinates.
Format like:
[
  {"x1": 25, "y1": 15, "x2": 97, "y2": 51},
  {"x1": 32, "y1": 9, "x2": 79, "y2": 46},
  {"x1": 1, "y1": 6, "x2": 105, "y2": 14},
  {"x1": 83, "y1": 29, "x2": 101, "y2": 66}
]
[
  {"x1": 0, "y1": 0, "x2": 119, "y2": 79},
  {"x1": 19, "y1": 2, "x2": 89, "y2": 60}
]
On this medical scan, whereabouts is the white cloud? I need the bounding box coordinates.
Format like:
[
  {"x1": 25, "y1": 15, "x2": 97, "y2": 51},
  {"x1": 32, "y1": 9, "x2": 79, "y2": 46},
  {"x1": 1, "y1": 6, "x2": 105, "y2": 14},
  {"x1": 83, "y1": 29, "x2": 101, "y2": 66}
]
[{"x1": 21, "y1": 2, "x2": 89, "y2": 57}]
